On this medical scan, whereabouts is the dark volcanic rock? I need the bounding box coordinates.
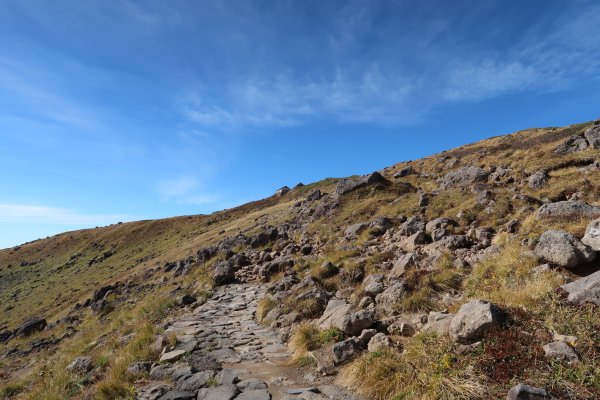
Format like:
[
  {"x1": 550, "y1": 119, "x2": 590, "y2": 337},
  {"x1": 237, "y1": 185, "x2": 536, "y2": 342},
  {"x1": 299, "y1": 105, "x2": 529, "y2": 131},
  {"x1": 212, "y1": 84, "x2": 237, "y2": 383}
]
[
  {"x1": 335, "y1": 172, "x2": 390, "y2": 196},
  {"x1": 15, "y1": 317, "x2": 47, "y2": 337}
]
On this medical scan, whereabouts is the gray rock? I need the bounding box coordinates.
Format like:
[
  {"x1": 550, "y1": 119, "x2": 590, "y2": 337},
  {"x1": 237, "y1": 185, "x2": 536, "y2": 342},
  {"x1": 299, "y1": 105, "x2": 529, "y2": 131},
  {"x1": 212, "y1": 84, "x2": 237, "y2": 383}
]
[
  {"x1": 157, "y1": 391, "x2": 196, "y2": 400},
  {"x1": 369, "y1": 216, "x2": 394, "y2": 236},
  {"x1": 137, "y1": 383, "x2": 170, "y2": 400},
  {"x1": 175, "y1": 370, "x2": 216, "y2": 391},
  {"x1": 335, "y1": 172, "x2": 390, "y2": 196},
  {"x1": 367, "y1": 333, "x2": 393, "y2": 352},
  {"x1": 394, "y1": 165, "x2": 413, "y2": 178},
  {"x1": 306, "y1": 189, "x2": 322, "y2": 202},
  {"x1": 422, "y1": 312, "x2": 454, "y2": 335},
  {"x1": 582, "y1": 217, "x2": 600, "y2": 251},
  {"x1": 536, "y1": 201, "x2": 600, "y2": 220},
  {"x1": 389, "y1": 253, "x2": 416, "y2": 278},
  {"x1": 398, "y1": 216, "x2": 426, "y2": 236},
  {"x1": 127, "y1": 361, "x2": 151, "y2": 376},
  {"x1": 534, "y1": 230, "x2": 596, "y2": 268},
  {"x1": 213, "y1": 261, "x2": 235, "y2": 286},
  {"x1": 332, "y1": 338, "x2": 362, "y2": 365},
  {"x1": 440, "y1": 165, "x2": 489, "y2": 189},
  {"x1": 506, "y1": 383, "x2": 551, "y2": 400},
  {"x1": 66, "y1": 357, "x2": 93, "y2": 374},
  {"x1": 318, "y1": 299, "x2": 353, "y2": 331},
  {"x1": 344, "y1": 223, "x2": 368, "y2": 238},
  {"x1": 435, "y1": 235, "x2": 472, "y2": 250},
  {"x1": 449, "y1": 300, "x2": 506, "y2": 343},
  {"x1": 375, "y1": 282, "x2": 408, "y2": 307},
  {"x1": 528, "y1": 170, "x2": 549, "y2": 189},
  {"x1": 197, "y1": 385, "x2": 239, "y2": 400},
  {"x1": 543, "y1": 341, "x2": 580, "y2": 365},
  {"x1": 14, "y1": 317, "x2": 47, "y2": 337},
  {"x1": 555, "y1": 135, "x2": 588, "y2": 154},
  {"x1": 560, "y1": 269, "x2": 600, "y2": 305},
  {"x1": 237, "y1": 378, "x2": 268, "y2": 390},
  {"x1": 275, "y1": 186, "x2": 290, "y2": 196},
  {"x1": 235, "y1": 389, "x2": 271, "y2": 400},
  {"x1": 160, "y1": 350, "x2": 186, "y2": 363},
  {"x1": 425, "y1": 218, "x2": 457, "y2": 234},
  {"x1": 584, "y1": 125, "x2": 600, "y2": 148}
]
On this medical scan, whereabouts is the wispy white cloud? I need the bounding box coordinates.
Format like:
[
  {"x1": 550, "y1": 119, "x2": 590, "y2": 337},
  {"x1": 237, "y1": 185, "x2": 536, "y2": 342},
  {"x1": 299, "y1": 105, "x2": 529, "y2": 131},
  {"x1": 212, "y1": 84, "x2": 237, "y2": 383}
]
[
  {"x1": 443, "y1": 61, "x2": 538, "y2": 101},
  {"x1": 0, "y1": 204, "x2": 132, "y2": 225},
  {"x1": 180, "y1": 64, "x2": 417, "y2": 129}
]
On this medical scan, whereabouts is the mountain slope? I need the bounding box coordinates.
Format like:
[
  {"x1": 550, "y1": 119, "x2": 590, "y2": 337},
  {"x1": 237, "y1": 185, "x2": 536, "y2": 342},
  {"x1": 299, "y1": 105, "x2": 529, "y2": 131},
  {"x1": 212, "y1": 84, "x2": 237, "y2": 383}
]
[{"x1": 1, "y1": 119, "x2": 600, "y2": 399}]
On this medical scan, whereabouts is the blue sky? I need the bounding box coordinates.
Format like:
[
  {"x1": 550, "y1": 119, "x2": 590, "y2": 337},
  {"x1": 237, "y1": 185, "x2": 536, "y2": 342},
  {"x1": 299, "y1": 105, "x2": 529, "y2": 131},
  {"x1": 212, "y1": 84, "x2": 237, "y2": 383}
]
[{"x1": 1, "y1": 0, "x2": 600, "y2": 249}]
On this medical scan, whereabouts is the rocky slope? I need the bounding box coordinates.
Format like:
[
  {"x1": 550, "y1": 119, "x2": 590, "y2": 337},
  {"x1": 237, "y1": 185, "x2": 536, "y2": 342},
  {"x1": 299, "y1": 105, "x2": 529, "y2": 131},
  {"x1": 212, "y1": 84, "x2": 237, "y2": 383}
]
[{"x1": 2, "y1": 119, "x2": 600, "y2": 399}]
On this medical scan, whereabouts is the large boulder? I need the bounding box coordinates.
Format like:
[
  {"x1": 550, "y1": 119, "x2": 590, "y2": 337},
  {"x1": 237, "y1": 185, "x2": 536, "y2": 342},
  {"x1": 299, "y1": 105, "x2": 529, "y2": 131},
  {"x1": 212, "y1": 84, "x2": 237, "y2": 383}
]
[
  {"x1": 440, "y1": 165, "x2": 489, "y2": 189},
  {"x1": 367, "y1": 333, "x2": 393, "y2": 352},
  {"x1": 398, "y1": 216, "x2": 426, "y2": 236},
  {"x1": 528, "y1": 170, "x2": 549, "y2": 189},
  {"x1": 584, "y1": 125, "x2": 600, "y2": 149},
  {"x1": 582, "y1": 217, "x2": 600, "y2": 251},
  {"x1": 425, "y1": 217, "x2": 457, "y2": 235},
  {"x1": 536, "y1": 201, "x2": 600, "y2": 220},
  {"x1": 332, "y1": 338, "x2": 363, "y2": 365},
  {"x1": 533, "y1": 230, "x2": 596, "y2": 268},
  {"x1": 422, "y1": 312, "x2": 454, "y2": 335},
  {"x1": 335, "y1": 172, "x2": 390, "y2": 196},
  {"x1": 213, "y1": 261, "x2": 235, "y2": 286},
  {"x1": 543, "y1": 341, "x2": 580, "y2": 365},
  {"x1": 318, "y1": 299, "x2": 353, "y2": 331},
  {"x1": 555, "y1": 135, "x2": 588, "y2": 154},
  {"x1": 317, "y1": 299, "x2": 374, "y2": 336},
  {"x1": 506, "y1": 383, "x2": 551, "y2": 400},
  {"x1": 449, "y1": 300, "x2": 506, "y2": 343},
  {"x1": 559, "y1": 269, "x2": 600, "y2": 305},
  {"x1": 375, "y1": 282, "x2": 408, "y2": 308},
  {"x1": 14, "y1": 317, "x2": 47, "y2": 337}
]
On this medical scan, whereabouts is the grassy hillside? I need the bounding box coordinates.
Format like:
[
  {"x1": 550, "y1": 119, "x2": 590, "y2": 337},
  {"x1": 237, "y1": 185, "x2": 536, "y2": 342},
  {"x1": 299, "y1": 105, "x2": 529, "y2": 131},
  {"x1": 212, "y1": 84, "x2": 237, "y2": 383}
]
[{"x1": 1, "y1": 120, "x2": 600, "y2": 399}]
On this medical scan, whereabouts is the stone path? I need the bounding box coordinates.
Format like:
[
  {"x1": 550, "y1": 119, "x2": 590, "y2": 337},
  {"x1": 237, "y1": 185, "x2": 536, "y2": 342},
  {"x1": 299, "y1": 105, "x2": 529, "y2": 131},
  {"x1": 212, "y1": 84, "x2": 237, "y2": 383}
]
[{"x1": 136, "y1": 283, "x2": 359, "y2": 400}]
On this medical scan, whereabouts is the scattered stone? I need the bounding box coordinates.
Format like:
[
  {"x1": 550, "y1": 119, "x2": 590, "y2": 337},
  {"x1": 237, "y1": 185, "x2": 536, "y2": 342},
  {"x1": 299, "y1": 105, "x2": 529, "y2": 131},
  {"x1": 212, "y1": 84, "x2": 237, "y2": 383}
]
[
  {"x1": 375, "y1": 282, "x2": 408, "y2": 307},
  {"x1": 506, "y1": 383, "x2": 551, "y2": 400},
  {"x1": 422, "y1": 312, "x2": 454, "y2": 335},
  {"x1": 332, "y1": 338, "x2": 362, "y2": 365},
  {"x1": 543, "y1": 341, "x2": 580, "y2": 365},
  {"x1": 394, "y1": 165, "x2": 413, "y2": 178},
  {"x1": 582, "y1": 217, "x2": 600, "y2": 251},
  {"x1": 449, "y1": 300, "x2": 506, "y2": 343},
  {"x1": 536, "y1": 200, "x2": 600, "y2": 220},
  {"x1": 127, "y1": 361, "x2": 152, "y2": 376},
  {"x1": 528, "y1": 170, "x2": 549, "y2": 189},
  {"x1": 213, "y1": 261, "x2": 236, "y2": 286},
  {"x1": 157, "y1": 391, "x2": 196, "y2": 400},
  {"x1": 584, "y1": 125, "x2": 600, "y2": 149},
  {"x1": 559, "y1": 269, "x2": 600, "y2": 305},
  {"x1": 197, "y1": 385, "x2": 239, "y2": 400},
  {"x1": 66, "y1": 357, "x2": 93, "y2": 374},
  {"x1": 177, "y1": 294, "x2": 197, "y2": 306},
  {"x1": 306, "y1": 189, "x2": 322, "y2": 202},
  {"x1": 440, "y1": 165, "x2": 489, "y2": 189},
  {"x1": 14, "y1": 317, "x2": 47, "y2": 337},
  {"x1": 344, "y1": 223, "x2": 368, "y2": 238},
  {"x1": 533, "y1": 230, "x2": 596, "y2": 268},
  {"x1": 275, "y1": 186, "x2": 290, "y2": 197},
  {"x1": 335, "y1": 172, "x2": 390, "y2": 196},
  {"x1": 235, "y1": 389, "x2": 271, "y2": 400},
  {"x1": 398, "y1": 216, "x2": 426, "y2": 236},
  {"x1": 367, "y1": 333, "x2": 393, "y2": 352},
  {"x1": 555, "y1": 135, "x2": 588, "y2": 154},
  {"x1": 160, "y1": 350, "x2": 186, "y2": 363},
  {"x1": 389, "y1": 253, "x2": 416, "y2": 278}
]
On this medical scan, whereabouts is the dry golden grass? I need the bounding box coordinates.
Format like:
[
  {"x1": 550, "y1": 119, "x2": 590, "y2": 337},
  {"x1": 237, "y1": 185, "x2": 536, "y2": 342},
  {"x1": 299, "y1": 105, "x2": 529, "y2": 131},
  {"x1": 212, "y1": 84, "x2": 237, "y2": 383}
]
[
  {"x1": 464, "y1": 242, "x2": 564, "y2": 309},
  {"x1": 338, "y1": 335, "x2": 490, "y2": 400},
  {"x1": 256, "y1": 296, "x2": 277, "y2": 323}
]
